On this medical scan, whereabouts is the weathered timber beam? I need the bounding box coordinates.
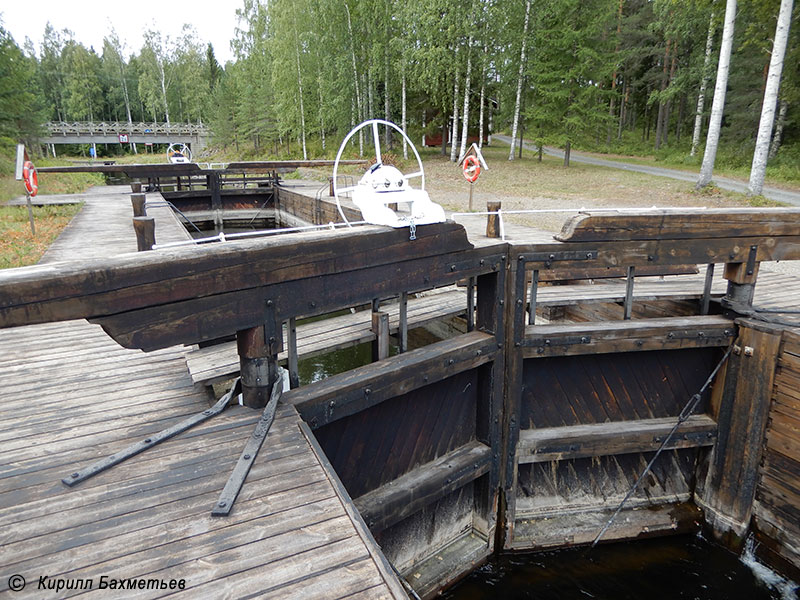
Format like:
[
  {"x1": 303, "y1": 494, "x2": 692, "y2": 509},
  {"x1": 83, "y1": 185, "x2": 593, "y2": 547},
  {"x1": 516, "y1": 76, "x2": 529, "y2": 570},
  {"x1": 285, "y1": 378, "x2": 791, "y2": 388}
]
[
  {"x1": 36, "y1": 159, "x2": 366, "y2": 175},
  {"x1": 514, "y1": 236, "x2": 800, "y2": 271},
  {"x1": 522, "y1": 316, "x2": 735, "y2": 358},
  {"x1": 285, "y1": 331, "x2": 497, "y2": 429},
  {"x1": 516, "y1": 414, "x2": 718, "y2": 464},
  {"x1": 556, "y1": 209, "x2": 800, "y2": 242},
  {"x1": 0, "y1": 222, "x2": 478, "y2": 327},
  {"x1": 354, "y1": 440, "x2": 491, "y2": 532}
]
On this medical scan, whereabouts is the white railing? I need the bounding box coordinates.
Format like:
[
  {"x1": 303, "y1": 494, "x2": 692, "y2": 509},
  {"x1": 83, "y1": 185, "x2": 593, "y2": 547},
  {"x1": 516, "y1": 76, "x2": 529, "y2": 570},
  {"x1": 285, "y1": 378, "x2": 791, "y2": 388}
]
[{"x1": 45, "y1": 122, "x2": 210, "y2": 136}]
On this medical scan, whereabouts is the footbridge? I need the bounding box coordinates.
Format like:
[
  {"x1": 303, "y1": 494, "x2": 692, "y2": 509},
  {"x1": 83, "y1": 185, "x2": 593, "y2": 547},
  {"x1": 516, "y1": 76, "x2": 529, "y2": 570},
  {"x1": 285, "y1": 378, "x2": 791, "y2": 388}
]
[{"x1": 40, "y1": 121, "x2": 210, "y2": 152}]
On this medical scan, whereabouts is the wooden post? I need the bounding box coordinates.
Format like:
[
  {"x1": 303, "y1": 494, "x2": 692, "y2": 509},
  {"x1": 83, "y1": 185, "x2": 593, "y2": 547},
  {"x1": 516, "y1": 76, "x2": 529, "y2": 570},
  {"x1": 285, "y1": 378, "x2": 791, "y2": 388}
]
[
  {"x1": 467, "y1": 278, "x2": 475, "y2": 332},
  {"x1": 25, "y1": 192, "x2": 35, "y2": 236},
  {"x1": 131, "y1": 193, "x2": 147, "y2": 217},
  {"x1": 469, "y1": 182, "x2": 475, "y2": 211},
  {"x1": 697, "y1": 321, "x2": 782, "y2": 547},
  {"x1": 486, "y1": 201, "x2": 501, "y2": 238},
  {"x1": 287, "y1": 317, "x2": 299, "y2": 388},
  {"x1": 623, "y1": 265, "x2": 635, "y2": 320},
  {"x1": 132, "y1": 216, "x2": 155, "y2": 251},
  {"x1": 723, "y1": 258, "x2": 760, "y2": 309},
  {"x1": 237, "y1": 325, "x2": 279, "y2": 409},
  {"x1": 701, "y1": 263, "x2": 715, "y2": 315},
  {"x1": 398, "y1": 292, "x2": 408, "y2": 353},
  {"x1": 371, "y1": 310, "x2": 390, "y2": 361},
  {"x1": 131, "y1": 180, "x2": 142, "y2": 193}
]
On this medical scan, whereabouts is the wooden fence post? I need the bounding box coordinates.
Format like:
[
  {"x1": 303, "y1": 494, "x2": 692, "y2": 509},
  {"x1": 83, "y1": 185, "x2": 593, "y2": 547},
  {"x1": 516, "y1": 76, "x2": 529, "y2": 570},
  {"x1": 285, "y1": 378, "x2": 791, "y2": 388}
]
[
  {"x1": 486, "y1": 201, "x2": 501, "y2": 238},
  {"x1": 131, "y1": 193, "x2": 146, "y2": 217},
  {"x1": 132, "y1": 216, "x2": 155, "y2": 251},
  {"x1": 372, "y1": 310, "x2": 390, "y2": 361},
  {"x1": 237, "y1": 325, "x2": 279, "y2": 409}
]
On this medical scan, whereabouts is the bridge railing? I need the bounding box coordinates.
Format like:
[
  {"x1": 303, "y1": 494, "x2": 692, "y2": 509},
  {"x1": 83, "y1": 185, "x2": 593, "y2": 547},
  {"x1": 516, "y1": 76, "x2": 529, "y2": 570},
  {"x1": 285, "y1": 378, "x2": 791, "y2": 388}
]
[{"x1": 45, "y1": 122, "x2": 209, "y2": 136}]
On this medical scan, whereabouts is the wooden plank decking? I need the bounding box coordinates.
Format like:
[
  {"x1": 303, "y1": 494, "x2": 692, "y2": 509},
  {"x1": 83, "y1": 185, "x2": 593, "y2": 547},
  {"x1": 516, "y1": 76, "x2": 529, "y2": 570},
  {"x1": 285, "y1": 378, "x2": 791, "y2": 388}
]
[{"x1": 0, "y1": 186, "x2": 404, "y2": 599}]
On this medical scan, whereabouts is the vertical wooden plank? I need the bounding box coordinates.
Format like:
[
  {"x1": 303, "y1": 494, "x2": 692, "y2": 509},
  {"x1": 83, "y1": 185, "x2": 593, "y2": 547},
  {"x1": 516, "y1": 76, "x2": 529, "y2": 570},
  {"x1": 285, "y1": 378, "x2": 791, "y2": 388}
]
[
  {"x1": 467, "y1": 278, "x2": 475, "y2": 333},
  {"x1": 399, "y1": 292, "x2": 408, "y2": 353},
  {"x1": 623, "y1": 266, "x2": 635, "y2": 320},
  {"x1": 698, "y1": 321, "x2": 782, "y2": 546},
  {"x1": 372, "y1": 311, "x2": 389, "y2": 361},
  {"x1": 287, "y1": 317, "x2": 299, "y2": 388},
  {"x1": 528, "y1": 269, "x2": 539, "y2": 326},
  {"x1": 701, "y1": 263, "x2": 715, "y2": 315}
]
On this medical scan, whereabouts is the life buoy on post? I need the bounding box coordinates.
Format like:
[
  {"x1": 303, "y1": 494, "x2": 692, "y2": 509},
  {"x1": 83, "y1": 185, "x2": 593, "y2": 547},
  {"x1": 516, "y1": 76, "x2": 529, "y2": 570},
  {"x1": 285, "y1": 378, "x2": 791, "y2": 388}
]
[
  {"x1": 22, "y1": 161, "x2": 38, "y2": 197},
  {"x1": 463, "y1": 155, "x2": 481, "y2": 183}
]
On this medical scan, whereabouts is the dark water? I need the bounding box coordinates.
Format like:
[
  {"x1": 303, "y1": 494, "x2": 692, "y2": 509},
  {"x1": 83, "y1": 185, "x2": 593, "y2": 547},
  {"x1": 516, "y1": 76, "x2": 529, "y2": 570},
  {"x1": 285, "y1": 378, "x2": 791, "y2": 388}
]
[{"x1": 442, "y1": 535, "x2": 797, "y2": 600}]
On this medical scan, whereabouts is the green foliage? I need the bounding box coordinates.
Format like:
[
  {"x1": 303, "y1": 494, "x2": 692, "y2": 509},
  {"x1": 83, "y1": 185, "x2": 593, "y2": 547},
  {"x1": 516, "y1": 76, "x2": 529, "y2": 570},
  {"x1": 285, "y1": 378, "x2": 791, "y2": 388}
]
[{"x1": 0, "y1": 25, "x2": 46, "y2": 143}]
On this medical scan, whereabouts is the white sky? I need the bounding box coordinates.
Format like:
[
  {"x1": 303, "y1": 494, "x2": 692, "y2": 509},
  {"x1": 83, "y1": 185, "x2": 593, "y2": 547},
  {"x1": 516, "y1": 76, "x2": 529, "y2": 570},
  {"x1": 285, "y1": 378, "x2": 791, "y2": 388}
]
[{"x1": 0, "y1": 1, "x2": 240, "y2": 64}]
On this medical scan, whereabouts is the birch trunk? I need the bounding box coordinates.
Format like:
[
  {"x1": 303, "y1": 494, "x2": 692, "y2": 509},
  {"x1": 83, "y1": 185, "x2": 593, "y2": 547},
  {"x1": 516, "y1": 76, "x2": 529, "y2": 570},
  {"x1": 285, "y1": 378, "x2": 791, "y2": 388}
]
[
  {"x1": 459, "y1": 36, "x2": 474, "y2": 162},
  {"x1": 292, "y1": 13, "x2": 307, "y2": 160},
  {"x1": 317, "y1": 71, "x2": 326, "y2": 151},
  {"x1": 769, "y1": 99, "x2": 789, "y2": 159},
  {"x1": 697, "y1": 0, "x2": 737, "y2": 190},
  {"x1": 402, "y1": 65, "x2": 408, "y2": 160},
  {"x1": 509, "y1": 0, "x2": 532, "y2": 160},
  {"x1": 691, "y1": 12, "x2": 716, "y2": 157},
  {"x1": 450, "y1": 47, "x2": 461, "y2": 162},
  {"x1": 345, "y1": 3, "x2": 363, "y2": 156},
  {"x1": 158, "y1": 58, "x2": 170, "y2": 125},
  {"x1": 748, "y1": 0, "x2": 794, "y2": 196},
  {"x1": 478, "y1": 36, "x2": 488, "y2": 149}
]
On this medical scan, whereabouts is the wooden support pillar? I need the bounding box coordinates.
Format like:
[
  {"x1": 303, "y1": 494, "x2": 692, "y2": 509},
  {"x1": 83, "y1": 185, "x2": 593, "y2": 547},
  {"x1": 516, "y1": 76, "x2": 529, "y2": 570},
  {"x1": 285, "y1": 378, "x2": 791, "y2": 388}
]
[
  {"x1": 486, "y1": 201, "x2": 501, "y2": 238},
  {"x1": 623, "y1": 266, "x2": 635, "y2": 320},
  {"x1": 696, "y1": 321, "x2": 782, "y2": 547},
  {"x1": 287, "y1": 317, "x2": 299, "y2": 389},
  {"x1": 371, "y1": 310, "x2": 390, "y2": 361},
  {"x1": 237, "y1": 325, "x2": 279, "y2": 408},
  {"x1": 398, "y1": 292, "x2": 408, "y2": 353},
  {"x1": 131, "y1": 193, "x2": 146, "y2": 217},
  {"x1": 133, "y1": 216, "x2": 155, "y2": 251},
  {"x1": 467, "y1": 278, "x2": 475, "y2": 332},
  {"x1": 724, "y1": 258, "x2": 760, "y2": 310},
  {"x1": 130, "y1": 180, "x2": 142, "y2": 193}
]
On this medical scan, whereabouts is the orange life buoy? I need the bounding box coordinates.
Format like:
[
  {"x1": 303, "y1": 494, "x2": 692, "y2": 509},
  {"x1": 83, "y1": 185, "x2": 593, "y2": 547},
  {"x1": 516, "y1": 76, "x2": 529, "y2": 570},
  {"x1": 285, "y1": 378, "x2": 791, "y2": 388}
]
[
  {"x1": 463, "y1": 155, "x2": 481, "y2": 183},
  {"x1": 22, "y1": 161, "x2": 38, "y2": 197}
]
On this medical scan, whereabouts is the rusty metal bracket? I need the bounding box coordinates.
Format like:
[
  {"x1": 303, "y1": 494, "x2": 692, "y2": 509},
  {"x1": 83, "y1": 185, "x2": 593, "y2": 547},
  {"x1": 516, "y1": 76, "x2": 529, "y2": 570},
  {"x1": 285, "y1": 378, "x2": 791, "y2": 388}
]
[
  {"x1": 63, "y1": 378, "x2": 241, "y2": 487},
  {"x1": 212, "y1": 369, "x2": 284, "y2": 516},
  {"x1": 666, "y1": 328, "x2": 734, "y2": 342}
]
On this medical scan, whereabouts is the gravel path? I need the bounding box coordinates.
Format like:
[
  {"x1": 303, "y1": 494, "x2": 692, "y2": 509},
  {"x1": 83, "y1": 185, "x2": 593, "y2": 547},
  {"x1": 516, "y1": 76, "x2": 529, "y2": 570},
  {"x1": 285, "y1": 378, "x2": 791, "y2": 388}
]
[{"x1": 494, "y1": 135, "x2": 800, "y2": 207}]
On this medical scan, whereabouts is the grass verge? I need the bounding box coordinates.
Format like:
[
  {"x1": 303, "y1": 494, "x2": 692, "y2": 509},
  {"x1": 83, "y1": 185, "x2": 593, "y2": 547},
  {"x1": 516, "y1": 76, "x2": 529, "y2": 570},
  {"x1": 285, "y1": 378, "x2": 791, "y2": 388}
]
[{"x1": 0, "y1": 204, "x2": 83, "y2": 269}]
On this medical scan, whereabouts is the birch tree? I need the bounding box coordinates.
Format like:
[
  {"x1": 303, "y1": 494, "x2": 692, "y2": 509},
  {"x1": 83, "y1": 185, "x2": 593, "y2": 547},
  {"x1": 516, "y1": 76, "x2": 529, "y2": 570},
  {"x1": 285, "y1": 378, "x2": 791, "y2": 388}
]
[
  {"x1": 696, "y1": 0, "x2": 737, "y2": 190},
  {"x1": 103, "y1": 31, "x2": 136, "y2": 152},
  {"x1": 458, "y1": 35, "x2": 474, "y2": 161},
  {"x1": 691, "y1": 11, "x2": 715, "y2": 157},
  {"x1": 139, "y1": 29, "x2": 172, "y2": 124},
  {"x1": 748, "y1": 0, "x2": 794, "y2": 196},
  {"x1": 509, "y1": 0, "x2": 532, "y2": 161}
]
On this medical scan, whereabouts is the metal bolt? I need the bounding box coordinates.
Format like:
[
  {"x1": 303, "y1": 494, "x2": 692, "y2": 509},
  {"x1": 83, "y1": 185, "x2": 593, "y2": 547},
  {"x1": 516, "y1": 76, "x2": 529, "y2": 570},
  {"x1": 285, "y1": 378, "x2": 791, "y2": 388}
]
[
  {"x1": 330, "y1": 400, "x2": 336, "y2": 407},
  {"x1": 451, "y1": 264, "x2": 456, "y2": 271},
  {"x1": 729, "y1": 253, "x2": 736, "y2": 260},
  {"x1": 499, "y1": 299, "x2": 504, "y2": 305},
  {"x1": 545, "y1": 339, "x2": 551, "y2": 345},
  {"x1": 497, "y1": 343, "x2": 503, "y2": 348},
  {"x1": 364, "y1": 388, "x2": 371, "y2": 395},
  {"x1": 519, "y1": 255, "x2": 525, "y2": 261},
  {"x1": 636, "y1": 340, "x2": 644, "y2": 347},
  {"x1": 517, "y1": 299, "x2": 523, "y2": 306},
  {"x1": 501, "y1": 255, "x2": 506, "y2": 261},
  {"x1": 667, "y1": 332, "x2": 675, "y2": 339},
  {"x1": 549, "y1": 254, "x2": 555, "y2": 260},
  {"x1": 144, "y1": 438, "x2": 152, "y2": 443},
  {"x1": 515, "y1": 342, "x2": 521, "y2": 347},
  {"x1": 218, "y1": 501, "x2": 226, "y2": 507},
  {"x1": 72, "y1": 473, "x2": 79, "y2": 479},
  {"x1": 587, "y1": 252, "x2": 594, "y2": 259},
  {"x1": 537, "y1": 347, "x2": 544, "y2": 354},
  {"x1": 580, "y1": 336, "x2": 588, "y2": 343},
  {"x1": 266, "y1": 300, "x2": 273, "y2": 307},
  {"x1": 448, "y1": 359, "x2": 455, "y2": 365},
  {"x1": 480, "y1": 259, "x2": 485, "y2": 266},
  {"x1": 744, "y1": 346, "x2": 754, "y2": 356},
  {"x1": 648, "y1": 255, "x2": 654, "y2": 261},
  {"x1": 424, "y1": 376, "x2": 429, "y2": 382},
  {"x1": 476, "y1": 350, "x2": 482, "y2": 356},
  {"x1": 698, "y1": 331, "x2": 705, "y2": 338},
  {"x1": 724, "y1": 329, "x2": 731, "y2": 336},
  {"x1": 243, "y1": 454, "x2": 251, "y2": 460}
]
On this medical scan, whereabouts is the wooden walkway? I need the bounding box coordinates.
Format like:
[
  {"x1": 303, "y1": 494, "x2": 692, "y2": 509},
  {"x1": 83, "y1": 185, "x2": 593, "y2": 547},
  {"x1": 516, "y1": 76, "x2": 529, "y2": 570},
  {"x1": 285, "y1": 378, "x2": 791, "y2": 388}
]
[{"x1": 0, "y1": 186, "x2": 403, "y2": 599}]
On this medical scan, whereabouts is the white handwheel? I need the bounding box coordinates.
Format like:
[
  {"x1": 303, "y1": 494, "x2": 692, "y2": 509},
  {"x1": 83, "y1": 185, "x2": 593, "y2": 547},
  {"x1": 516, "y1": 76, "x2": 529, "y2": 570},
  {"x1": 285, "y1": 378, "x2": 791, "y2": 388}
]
[
  {"x1": 167, "y1": 143, "x2": 192, "y2": 164},
  {"x1": 333, "y1": 119, "x2": 437, "y2": 227}
]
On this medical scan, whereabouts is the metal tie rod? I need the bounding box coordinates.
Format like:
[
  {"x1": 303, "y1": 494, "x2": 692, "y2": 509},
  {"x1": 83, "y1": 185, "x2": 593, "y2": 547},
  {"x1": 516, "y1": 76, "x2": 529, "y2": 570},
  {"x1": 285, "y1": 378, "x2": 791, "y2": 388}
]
[
  {"x1": 212, "y1": 369, "x2": 285, "y2": 516},
  {"x1": 62, "y1": 378, "x2": 241, "y2": 487}
]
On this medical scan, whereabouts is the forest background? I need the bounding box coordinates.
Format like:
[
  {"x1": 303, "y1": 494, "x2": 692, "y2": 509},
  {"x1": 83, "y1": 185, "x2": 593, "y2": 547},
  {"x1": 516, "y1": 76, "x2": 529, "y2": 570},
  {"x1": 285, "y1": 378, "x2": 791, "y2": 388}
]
[{"x1": 1, "y1": 0, "x2": 799, "y2": 187}]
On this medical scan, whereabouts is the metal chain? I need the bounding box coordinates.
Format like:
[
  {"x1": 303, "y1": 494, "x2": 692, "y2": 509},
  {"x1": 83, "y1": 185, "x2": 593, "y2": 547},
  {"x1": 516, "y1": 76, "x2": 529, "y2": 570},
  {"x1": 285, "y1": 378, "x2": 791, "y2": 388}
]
[{"x1": 409, "y1": 220, "x2": 417, "y2": 241}]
